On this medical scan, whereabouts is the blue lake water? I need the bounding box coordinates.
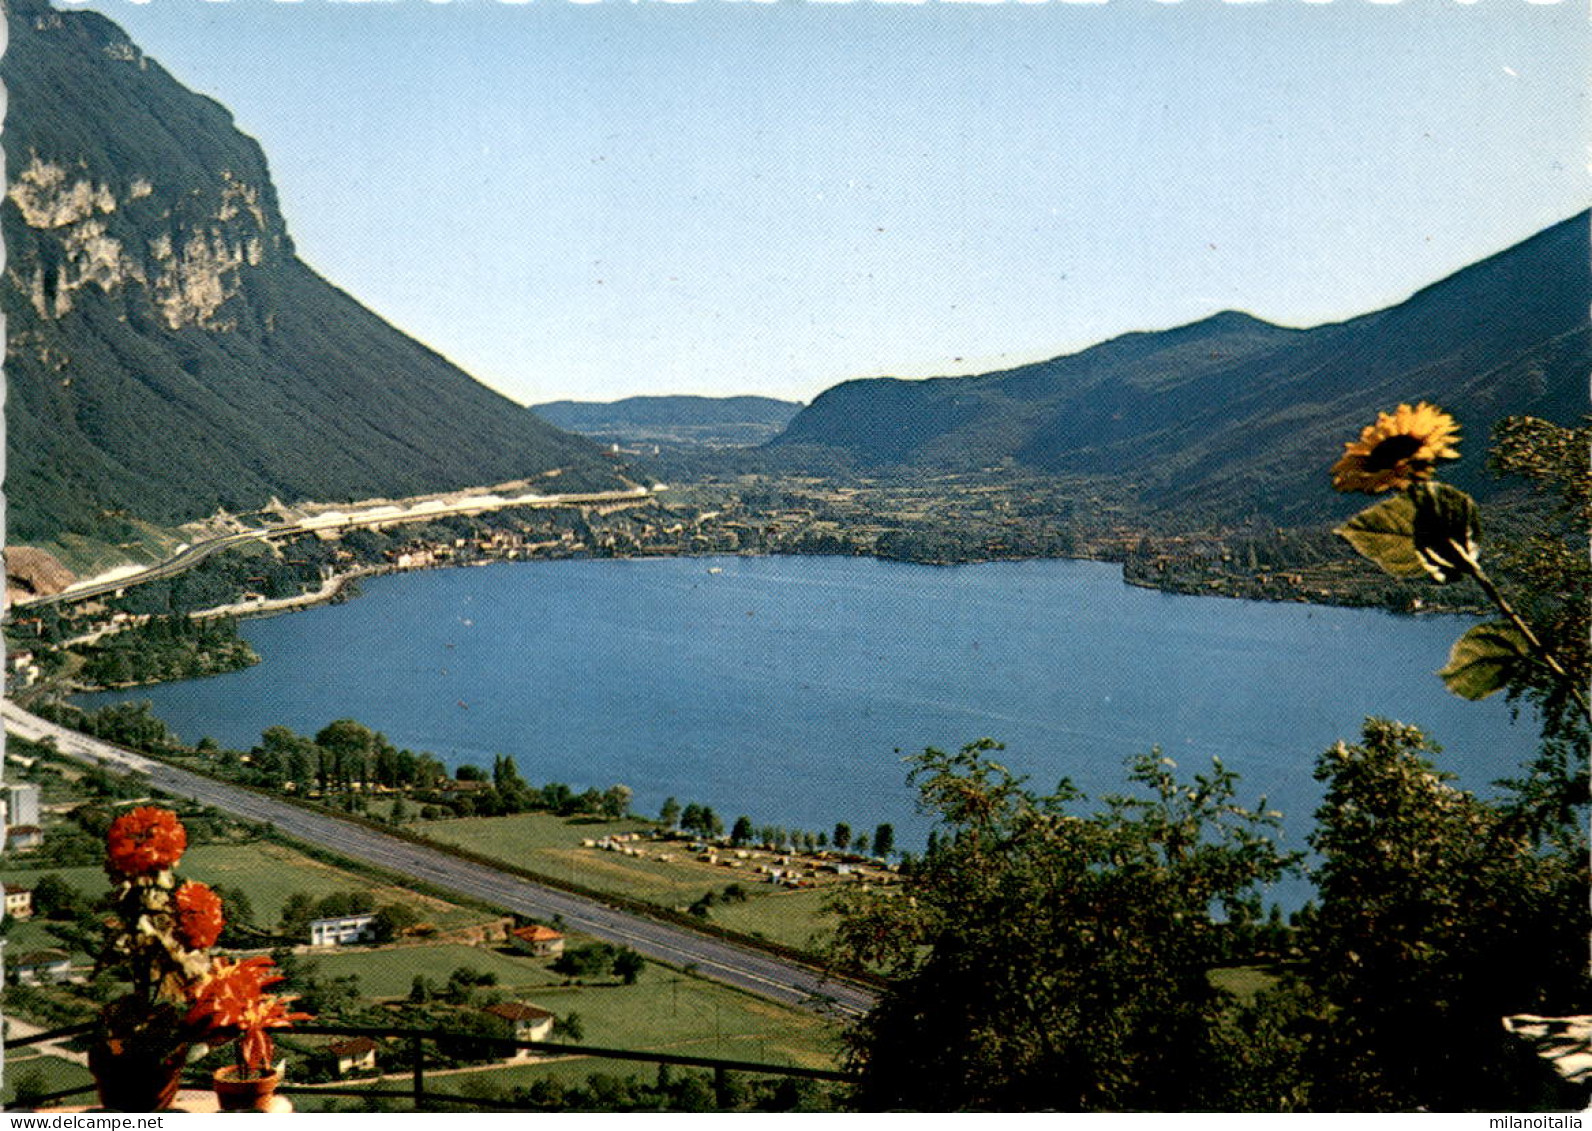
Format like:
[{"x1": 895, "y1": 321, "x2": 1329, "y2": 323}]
[{"x1": 79, "y1": 555, "x2": 1536, "y2": 877}]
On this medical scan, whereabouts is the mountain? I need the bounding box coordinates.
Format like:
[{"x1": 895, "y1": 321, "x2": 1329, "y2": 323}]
[
  {"x1": 769, "y1": 212, "x2": 1590, "y2": 523},
  {"x1": 2, "y1": 0, "x2": 625, "y2": 551},
  {"x1": 533, "y1": 396, "x2": 804, "y2": 448}
]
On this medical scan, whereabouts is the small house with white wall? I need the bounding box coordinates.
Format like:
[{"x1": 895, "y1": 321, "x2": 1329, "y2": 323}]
[
  {"x1": 483, "y1": 1002, "x2": 555, "y2": 1056},
  {"x1": 4, "y1": 886, "x2": 33, "y2": 920},
  {"x1": 13, "y1": 949, "x2": 71, "y2": 985},
  {"x1": 327, "y1": 1036, "x2": 379, "y2": 1076},
  {"x1": 308, "y1": 913, "x2": 376, "y2": 947},
  {"x1": 509, "y1": 924, "x2": 565, "y2": 958}
]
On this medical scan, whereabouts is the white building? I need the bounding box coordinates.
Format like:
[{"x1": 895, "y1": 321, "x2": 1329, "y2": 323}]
[
  {"x1": 308, "y1": 913, "x2": 377, "y2": 947},
  {"x1": 6, "y1": 784, "x2": 40, "y2": 828}
]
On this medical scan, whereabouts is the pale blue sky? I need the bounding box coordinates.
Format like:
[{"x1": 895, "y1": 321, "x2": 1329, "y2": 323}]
[{"x1": 67, "y1": 0, "x2": 1589, "y2": 405}]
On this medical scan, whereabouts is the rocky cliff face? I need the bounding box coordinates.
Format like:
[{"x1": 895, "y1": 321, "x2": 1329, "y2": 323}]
[
  {"x1": 3, "y1": 0, "x2": 622, "y2": 549},
  {"x1": 8, "y1": 154, "x2": 277, "y2": 330}
]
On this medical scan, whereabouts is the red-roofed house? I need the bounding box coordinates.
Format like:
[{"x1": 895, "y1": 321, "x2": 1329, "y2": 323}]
[
  {"x1": 483, "y1": 1001, "x2": 556, "y2": 1056},
  {"x1": 509, "y1": 924, "x2": 565, "y2": 958},
  {"x1": 327, "y1": 1036, "x2": 379, "y2": 1076}
]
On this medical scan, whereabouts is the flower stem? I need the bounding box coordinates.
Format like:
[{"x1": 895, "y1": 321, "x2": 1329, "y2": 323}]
[{"x1": 1460, "y1": 545, "x2": 1592, "y2": 722}]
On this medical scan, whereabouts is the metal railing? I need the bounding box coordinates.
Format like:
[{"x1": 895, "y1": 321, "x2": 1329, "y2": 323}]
[{"x1": 5, "y1": 1019, "x2": 855, "y2": 1111}]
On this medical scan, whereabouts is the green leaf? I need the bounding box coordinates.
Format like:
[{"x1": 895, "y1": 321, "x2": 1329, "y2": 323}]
[
  {"x1": 1334, "y1": 494, "x2": 1428, "y2": 578},
  {"x1": 1410, "y1": 482, "x2": 1482, "y2": 584},
  {"x1": 1439, "y1": 621, "x2": 1530, "y2": 700}
]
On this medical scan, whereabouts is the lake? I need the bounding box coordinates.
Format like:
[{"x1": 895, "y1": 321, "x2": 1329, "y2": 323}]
[{"x1": 79, "y1": 555, "x2": 1536, "y2": 867}]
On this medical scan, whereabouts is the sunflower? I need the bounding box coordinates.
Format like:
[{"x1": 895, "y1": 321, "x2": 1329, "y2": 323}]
[
  {"x1": 105, "y1": 806, "x2": 188, "y2": 876},
  {"x1": 1331, "y1": 403, "x2": 1461, "y2": 493}
]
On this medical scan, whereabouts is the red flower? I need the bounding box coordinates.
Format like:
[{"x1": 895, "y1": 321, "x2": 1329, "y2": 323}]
[
  {"x1": 106, "y1": 807, "x2": 188, "y2": 876},
  {"x1": 173, "y1": 881, "x2": 225, "y2": 949},
  {"x1": 187, "y1": 956, "x2": 311, "y2": 1072}
]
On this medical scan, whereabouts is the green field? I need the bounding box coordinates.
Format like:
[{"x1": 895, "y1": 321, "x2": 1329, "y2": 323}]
[
  {"x1": 1208, "y1": 963, "x2": 1286, "y2": 1004},
  {"x1": 308, "y1": 943, "x2": 565, "y2": 1000},
  {"x1": 1, "y1": 918, "x2": 89, "y2": 963},
  {"x1": 417, "y1": 814, "x2": 842, "y2": 953},
  {"x1": 702, "y1": 888, "x2": 837, "y2": 953},
  {"x1": 307, "y1": 943, "x2": 839, "y2": 1069},
  {"x1": 0, "y1": 839, "x2": 494, "y2": 935},
  {"x1": 2, "y1": 1054, "x2": 97, "y2": 1107}
]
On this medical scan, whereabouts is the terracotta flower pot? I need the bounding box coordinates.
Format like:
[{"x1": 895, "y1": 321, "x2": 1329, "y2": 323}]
[
  {"x1": 212, "y1": 1064, "x2": 283, "y2": 1112},
  {"x1": 88, "y1": 1038, "x2": 189, "y2": 1112}
]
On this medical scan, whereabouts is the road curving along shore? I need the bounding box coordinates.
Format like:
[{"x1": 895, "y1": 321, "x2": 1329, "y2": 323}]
[{"x1": 1, "y1": 701, "x2": 875, "y2": 1021}]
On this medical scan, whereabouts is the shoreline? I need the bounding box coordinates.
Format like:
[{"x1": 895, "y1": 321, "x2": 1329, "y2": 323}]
[{"x1": 201, "y1": 545, "x2": 1478, "y2": 629}]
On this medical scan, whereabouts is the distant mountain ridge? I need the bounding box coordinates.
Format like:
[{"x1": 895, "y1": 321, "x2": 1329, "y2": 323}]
[
  {"x1": 2, "y1": 0, "x2": 624, "y2": 549},
  {"x1": 769, "y1": 212, "x2": 1590, "y2": 522},
  {"x1": 535, "y1": 396, "x2": 804, "y2": 448}
]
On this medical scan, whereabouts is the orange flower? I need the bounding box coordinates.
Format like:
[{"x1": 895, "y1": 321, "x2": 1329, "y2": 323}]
[
  {"x1": 188, "y1": 956, "x2": 282, "y2": 1027},
  {"x1": 1331, "y1": 403, "x2": 1462, "y2": 494},
  {"x1": 105, "y1": 807, "x2": 188, "y2": 876},
  {"x1": 187, "y1": 956, "x2": 311, "y2": 1070},
  {"x1": 173, "y1": 881, "x2": 225, "y2": 949},
  {"x1": 234, "y1": 993, "x2": 314, "y2": 1072}
]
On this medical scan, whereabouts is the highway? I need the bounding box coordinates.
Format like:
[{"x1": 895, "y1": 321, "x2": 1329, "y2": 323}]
[
  {"x1": 15, "y1": 484, "x2": 661, "y2": 609},
  {"x1": 2, "y1": 702, "x2": 875, "y2": 1021}
]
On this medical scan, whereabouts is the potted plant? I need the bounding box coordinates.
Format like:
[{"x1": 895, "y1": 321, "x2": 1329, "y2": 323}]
[
  {"x1": 187, "y1": 955, "x2": 312, "y2": 1111},
  {"x1": 89, "y1": 807, "x2": 225, "y2": 1111}
]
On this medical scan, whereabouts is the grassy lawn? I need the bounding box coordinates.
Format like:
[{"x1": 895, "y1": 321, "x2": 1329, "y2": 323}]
[
  {"x1": 2, "y1": 1054, "x2": 96, "y2": 1107},
  {"x1": 484, "y1": 968, "x2": 841, "y2": 1067},
  {"x1": 1, "y1": 917, "x2": 91, "y2": 963},
  {"x1": 1209, "y1": 963, "x2": 1285, "y2": 1004},
  {"x1": 287, "y1": 937, "x2": 843, "y2": 1112},
  {"x1": 702, "y1": 888, "x2": 838, "y2": 953},
  {"x1": 308, "y1": 943, "x2": 566, "y2": 1000},
  {"x1": 309, "y1": 943, "x2": 838, "y2": 1069},
  {"x1": 1, "y1": 840, "x2": 493, "y2": 936},
  {"x1": 417, "y1": 813, "x2": 856, "y2": 955}
]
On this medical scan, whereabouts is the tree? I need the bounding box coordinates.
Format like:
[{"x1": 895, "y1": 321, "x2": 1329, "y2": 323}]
[
  {"x1": 680, "y1": 802, "x2": 706, "y2": 837},
  {"x1": 832, "y1": 823, "x2": 851, "y2": 851},
  {"x1": 369, "y1": 903, "x2": 420, "y2": 944},
  {"x1": 1483, "y1": 417, "x2": 1591, "y2": 834},
  {"x1": 1301, "y1": 718, "x2": 1591, "y2": 1110},
  {"x1": 613, "y1": 947, "x2": 646, "y2": 985},
  {"x1": 729, "y1": 815, "x2": 754, "y2": 847},
  {"x1": 213, "y1": 884, "x2": 256, "y2": 946},
  {"x1": 316, "y1": 719, "x2": 377, "y2": 787},
  {"x1": 554, "y1": 943, "x2": 618, "y2": 980},
  {"x1": 833, "y1": 739, "x2": 1297, "y2": 1111},
  {"x1": 278, "y1": 891, "x2": 319, "y2": 939},
  {"x1": 31, "y1": 873, "x2": 88, "y2": 920},
  {"x1": 873, "y1": 823, "x2": 896, "y2": 859},
  {"x1": 493, "y1": 754, "x2": 533, "y2": 810},
  {"x1": 660, "y1": 796, "x2": 682, "y2": 829},
  {"x1": 602, "y1": 784, "x2": 634, "y2": 820},
  {"x1": 11, "y1": 1067, "x2": 49, "y2": 1107}
]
